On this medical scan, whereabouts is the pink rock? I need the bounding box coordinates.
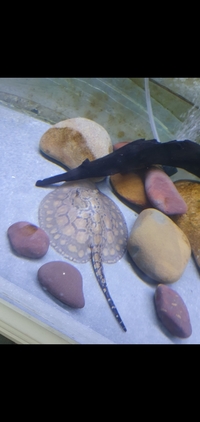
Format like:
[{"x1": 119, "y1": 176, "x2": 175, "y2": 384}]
[
  {"x1": 7, "y1": 221, "x2": 49, "y2": 258},
  {"x1": 113, "y1": 141, "x2": 129, "y2": 150},
  {"x1": 155, "y1": 284, "x2": 192, "y2": 338},
  {"x1": 38, "y1": 261, "x2": 85, "y2": 308},
  {"x1": 145, "y1": 167, "x2": 188, "y2": 215}
]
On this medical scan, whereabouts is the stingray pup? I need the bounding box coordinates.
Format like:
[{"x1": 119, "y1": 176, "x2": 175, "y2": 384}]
[{"x1": 36, "y1": 138, "x2": 200, "y2": 187}]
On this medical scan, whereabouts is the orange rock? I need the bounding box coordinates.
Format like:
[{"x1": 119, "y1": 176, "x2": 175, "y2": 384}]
[
  {"x1": 110, "y1": 171, "x2": 151, "y2": 210},
  {"x1": 171, "y1": 180, "x2": 200, "y2": 269}
]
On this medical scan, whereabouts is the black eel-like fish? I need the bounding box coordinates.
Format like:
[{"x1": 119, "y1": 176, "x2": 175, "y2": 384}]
[{"x1": 36, "y1": 139, "x2": 200, "y2": 187}]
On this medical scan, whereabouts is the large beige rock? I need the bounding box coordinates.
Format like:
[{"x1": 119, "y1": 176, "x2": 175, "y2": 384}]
[
  {"x1": 128, "y1": 208, "x2": 191, "y2": 283},
  {"x1": 39, "y1": 117, "x2": 113, "y2": 169}
]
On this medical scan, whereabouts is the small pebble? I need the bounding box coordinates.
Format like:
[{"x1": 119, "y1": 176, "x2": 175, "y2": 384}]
[
  {"x1": 154, "y1": 284, "x2": 192, "y2": 338},
  {"x1": 128, "y1": 209, "x2": 191, "y2": 283},
  {"x1": 145, "y1": 166, "x2": 188, "y2": 215},
  {"x1": 7, "y1": 221, "x2": 49, "y2": 258},
  {"x1": 38, "y1": 261, "x2": 85, "y2": 308}
]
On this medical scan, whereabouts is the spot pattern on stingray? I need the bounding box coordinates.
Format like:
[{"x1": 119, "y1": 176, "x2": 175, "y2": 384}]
[{"x1": 38, "y1": 181, "x2": 128, "y2": 264}]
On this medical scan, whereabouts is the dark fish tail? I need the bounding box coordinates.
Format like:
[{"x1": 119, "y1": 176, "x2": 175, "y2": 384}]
[
  {"x1": 91, "y1": 244, "x2": 127, "y2": 332},
  {"x1": 35, "y1": 159, "x2": 100, "y2": 186},
  {"x1": 36, "y1": 172, "x2": 69, "y2": 186}
]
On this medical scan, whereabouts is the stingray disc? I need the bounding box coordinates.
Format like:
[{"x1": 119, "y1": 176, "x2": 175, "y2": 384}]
[{"x1": 38, "y1": 181, "x2": 128, "y2": 263}]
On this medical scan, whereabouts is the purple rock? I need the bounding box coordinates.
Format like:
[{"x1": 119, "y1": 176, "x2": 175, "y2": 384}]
[
  {"x1": 38, "y1": 261, "x2": 85, "y2": 308},
  {"x1": 145, "y1": 167, "x2": 188, "y2": 215},
  {"x1": 154, "y1": 284, "x2": 192, "y2": 338},
  {"x1": 7, "y1": 221, "x2": 49, "y2": 258}
]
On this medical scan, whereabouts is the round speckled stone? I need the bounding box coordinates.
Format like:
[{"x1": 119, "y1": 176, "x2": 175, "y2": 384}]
[
  {"x1": 38, "y1": 261, "x2": 85, "y2": 308},
  {"x1": 154, "y1": 284, "x2": 192, "y2": 338},
  {"x1": 7, "y1": 221, "x2": 49, "y2": 258}
]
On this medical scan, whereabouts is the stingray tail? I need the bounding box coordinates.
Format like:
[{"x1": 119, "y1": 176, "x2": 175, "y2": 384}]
[{"x1": 91, "y1": 244, "x2": 127, "y2": 332}]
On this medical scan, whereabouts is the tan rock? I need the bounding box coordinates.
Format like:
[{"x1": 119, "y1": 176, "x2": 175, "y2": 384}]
[
  {"x1": 110, "y1": 171, "x2": 151, "y2": 210},
  {"x1": 128, "y1": 208, "x2": 191, "y2": 283},
  {"x1": 172, "y1": 180, "x2": 200, "y2": 269},
  {"x1": 39, "y1": 117, "x2": 113, "y2": 170}
]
